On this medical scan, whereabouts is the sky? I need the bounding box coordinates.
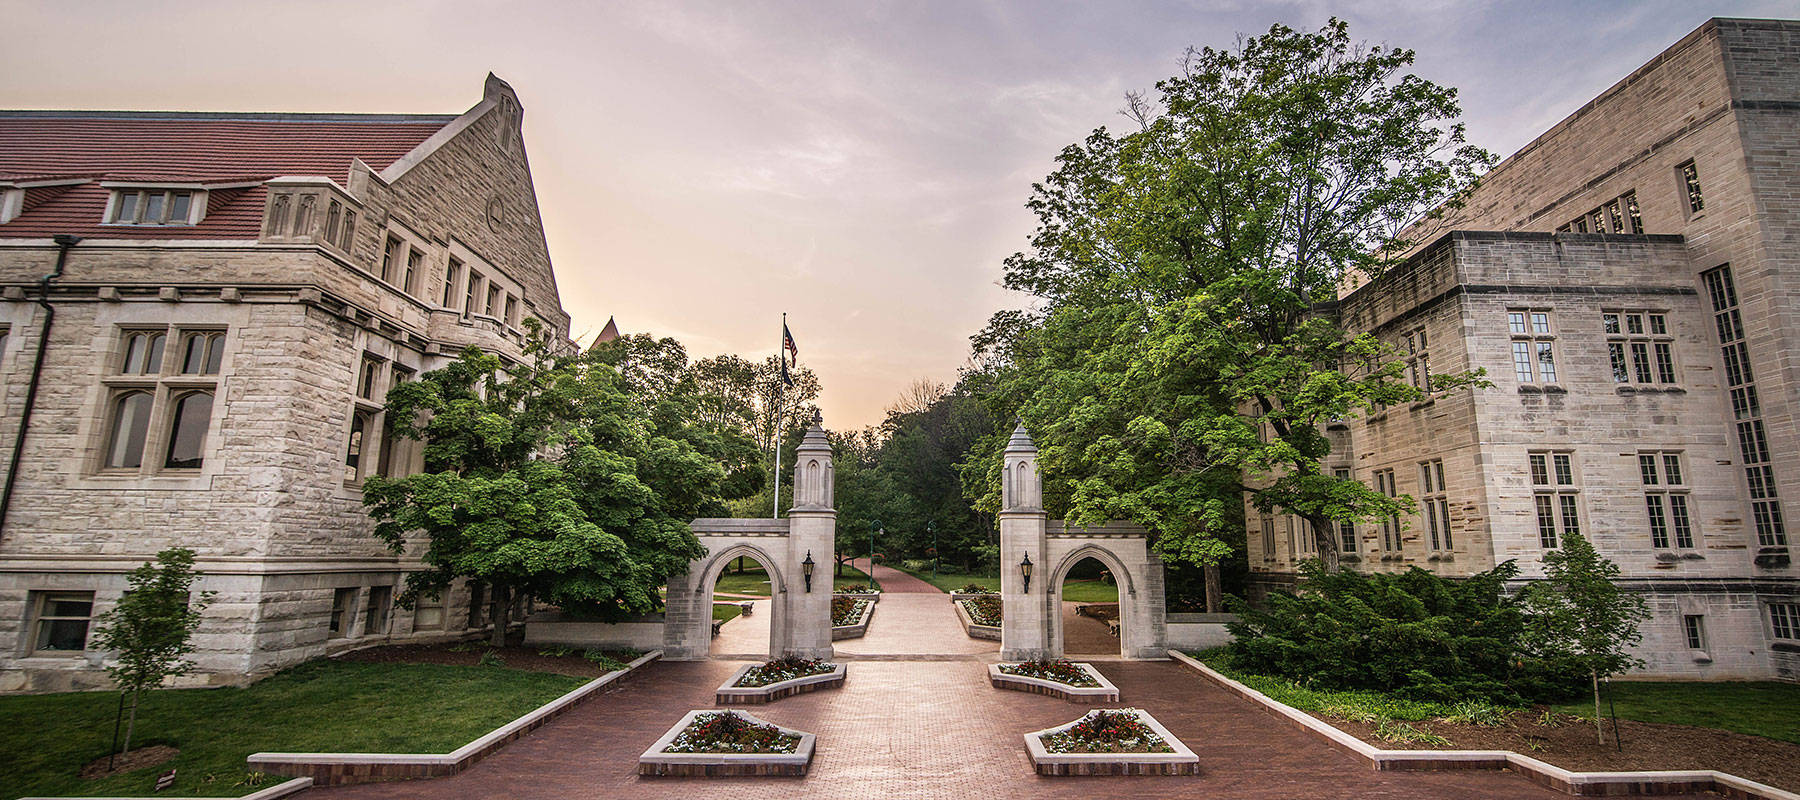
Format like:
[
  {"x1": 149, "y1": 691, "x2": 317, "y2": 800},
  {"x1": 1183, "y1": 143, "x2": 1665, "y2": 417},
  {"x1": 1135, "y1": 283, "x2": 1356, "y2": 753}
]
[{"x1": 4, "y1": 0, "x2": 1792, "y2": 428}]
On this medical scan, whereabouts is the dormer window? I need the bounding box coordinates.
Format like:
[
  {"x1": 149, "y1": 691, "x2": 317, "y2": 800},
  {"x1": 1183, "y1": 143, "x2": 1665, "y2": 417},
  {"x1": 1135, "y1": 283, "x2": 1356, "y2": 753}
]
[{"x1": 109, "y1": 188, "x2": 198, "y2": 226}]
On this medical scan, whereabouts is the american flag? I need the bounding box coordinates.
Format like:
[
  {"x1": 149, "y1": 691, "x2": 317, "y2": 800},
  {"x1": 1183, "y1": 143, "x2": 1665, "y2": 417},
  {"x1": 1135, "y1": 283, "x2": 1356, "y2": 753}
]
[{"x1": 781, "y1": 318, "x2": 798, "y2": 387}]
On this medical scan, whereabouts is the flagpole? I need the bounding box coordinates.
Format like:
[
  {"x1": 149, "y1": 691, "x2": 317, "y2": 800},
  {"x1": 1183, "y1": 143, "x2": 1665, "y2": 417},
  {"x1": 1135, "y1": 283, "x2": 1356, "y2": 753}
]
[{"x1": 772, "y1": 312, "x2": 784, "y2": 520}]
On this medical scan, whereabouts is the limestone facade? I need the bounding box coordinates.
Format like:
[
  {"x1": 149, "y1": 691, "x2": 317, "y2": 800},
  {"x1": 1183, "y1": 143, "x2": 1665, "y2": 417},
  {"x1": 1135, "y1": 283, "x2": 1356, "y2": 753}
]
[
  {"x1": 1246, "y1": 18, "x2": 1800, "y2": 680},
  {"x1": 0, "y1": 75, "x2": 570, "y2": 691}
]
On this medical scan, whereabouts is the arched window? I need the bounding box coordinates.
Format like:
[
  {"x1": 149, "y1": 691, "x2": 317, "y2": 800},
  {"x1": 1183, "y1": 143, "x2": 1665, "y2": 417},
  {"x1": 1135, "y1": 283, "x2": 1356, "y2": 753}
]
[
  {"x1": 294, "y1": 195, "x2": 316, "y2": 236},
  {"x1": 324, "y1": 200, "x2": 342, "y2": 243},
  {"x1": 119, "y1": 331, "x2": 165, "y2": 375},
  {"x1": 180, "y1": 332, "x2": 224, "y2": 375},
  {"x1": 345, "y1": 411, "x2": 369, "y2": 482},
  {"x1": 164, "y1": 391, "x2": 213, "y2": 469},
  {"x1": 266, "y1": 194, "x2": 290, "y2": 237},
  {"x1": 339, "y1": 210, "x2": 357, "y2": 250},
  {"x1": 104, "y1": 391, "x2": 154, "y2": 469}
]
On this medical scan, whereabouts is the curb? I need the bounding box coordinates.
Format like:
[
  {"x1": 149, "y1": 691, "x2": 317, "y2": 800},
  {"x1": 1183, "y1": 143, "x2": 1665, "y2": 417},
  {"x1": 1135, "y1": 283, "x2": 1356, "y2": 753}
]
[
  {"x1": 1168, "y1": 650, "x2": 1799, "y2": 799},
  {"x1": 18, "y1": 777, "x2": 313, "y2": 800}
]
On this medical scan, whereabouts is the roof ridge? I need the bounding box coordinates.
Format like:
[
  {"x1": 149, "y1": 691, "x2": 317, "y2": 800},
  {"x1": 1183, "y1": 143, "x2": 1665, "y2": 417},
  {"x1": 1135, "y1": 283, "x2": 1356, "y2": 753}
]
[{"x1": 0, "y1": 110, "x2": 458, "y2": 124}]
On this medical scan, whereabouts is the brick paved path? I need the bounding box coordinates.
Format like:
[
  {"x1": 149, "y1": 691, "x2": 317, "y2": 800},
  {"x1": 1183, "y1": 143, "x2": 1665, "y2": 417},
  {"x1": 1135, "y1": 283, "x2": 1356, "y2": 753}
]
[
  {"x1": 309, "y1": 657, "x2": 1569, "y2": 800},
  {"x1": 846, "y1": 557, "x2": 938, "y2": 593},
  {"x1": 835, "y1": 593, "x2": 998, "y2": 657}
]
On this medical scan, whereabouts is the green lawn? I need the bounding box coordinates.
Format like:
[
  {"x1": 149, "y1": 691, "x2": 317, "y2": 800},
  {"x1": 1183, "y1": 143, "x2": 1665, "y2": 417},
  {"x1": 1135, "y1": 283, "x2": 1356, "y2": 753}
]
[
  {"x1": 1059, "y1": 579, "x2": 1120, "y2": 603},
  {"x1": 712, "y1": 602, "x2": 745, "y2": 622},
  {"x1": 1553, "y1": 680, "x2": 1800, "y2": 744},
  {"x1": 709, "y1": 560, "x2": 877, "y2": 597},
  {"x1": 890, "y1": 564, "x2": 998, "y2": 594},
  {"x1": 0, "y1": 660, "x2": 586, "y2": 799}
]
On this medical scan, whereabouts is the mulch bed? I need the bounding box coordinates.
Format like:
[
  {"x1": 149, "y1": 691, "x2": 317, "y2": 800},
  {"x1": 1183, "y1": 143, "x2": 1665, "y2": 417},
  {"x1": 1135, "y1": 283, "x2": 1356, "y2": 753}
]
[
  {"x1": 1320, "y1": 708, "x2": 1800, "y2": 792},
  {"x1": 338, "y1": 642, "x2": 641, "y2": 679},
  {"x1": 80, "y1": 744, "x2": 178, "y2": 779}
]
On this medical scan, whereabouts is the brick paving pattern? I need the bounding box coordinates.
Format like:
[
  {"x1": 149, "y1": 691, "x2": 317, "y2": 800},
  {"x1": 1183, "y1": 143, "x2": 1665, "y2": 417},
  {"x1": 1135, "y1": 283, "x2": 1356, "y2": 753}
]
[
  {"x1": 305, "y1": 590, "x2": 1581, "y2": 800},
  {"x1": 846, "y1": 557, "x2": 938, "y2": 593}
]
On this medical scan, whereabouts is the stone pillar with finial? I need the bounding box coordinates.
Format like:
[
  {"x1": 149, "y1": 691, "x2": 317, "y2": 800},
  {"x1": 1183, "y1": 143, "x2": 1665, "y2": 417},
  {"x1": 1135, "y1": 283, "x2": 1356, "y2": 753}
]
[
  {"x1": 783, "y1": 409, "x2": 836, "y2": 659},
  {"x1": 999, "y1": 420, "x2": 1052, "y2": 661}
]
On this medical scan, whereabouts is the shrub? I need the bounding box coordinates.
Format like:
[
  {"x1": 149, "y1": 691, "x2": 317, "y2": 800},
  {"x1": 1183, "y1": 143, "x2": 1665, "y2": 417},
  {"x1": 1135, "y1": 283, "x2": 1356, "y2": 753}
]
[
  {"x1": 957, "y1": 583, "x2": 996, "y2": 594},
  {"x1": 1374, "y1": 720, "x2": 1452, "y2": 746},
  {"x1": 1226, "y1": 561, "x2": 1582, "y2": 704},
  {"x1": 583, "y1": 649, "x2": 630, "y2": 671},
  {"x1": 901, "y1": 559, "x2": 933, "y2": 573}
]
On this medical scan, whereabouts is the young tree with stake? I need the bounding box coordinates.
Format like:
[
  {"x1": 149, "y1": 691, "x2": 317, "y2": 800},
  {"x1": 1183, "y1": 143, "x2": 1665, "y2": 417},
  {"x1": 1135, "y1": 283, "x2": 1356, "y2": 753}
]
[
  {"x1": 91, "y1": 547, "x2": 213, "y2": 761},
  {"x1": 1519, "y1": 531, "x2": 1650, "y2": 744}
]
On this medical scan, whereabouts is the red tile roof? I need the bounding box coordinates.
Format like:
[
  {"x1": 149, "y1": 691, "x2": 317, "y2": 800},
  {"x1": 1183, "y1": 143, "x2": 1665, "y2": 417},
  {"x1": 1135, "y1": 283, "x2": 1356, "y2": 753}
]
[{"x1": 0, "y1": 111, "x2": 455, "y2": 239}]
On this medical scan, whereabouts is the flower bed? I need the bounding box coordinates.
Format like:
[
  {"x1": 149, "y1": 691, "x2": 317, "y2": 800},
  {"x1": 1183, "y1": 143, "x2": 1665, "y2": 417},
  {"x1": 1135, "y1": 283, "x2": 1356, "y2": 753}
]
[
  {"x1": 715, "y1": 659, "x2": 847, "y2": 704},
  {"x1": 638, "y1": 710, "x2": 816, "y2": 776},
  {"x1": 831, "y1": 597, "x2": 874, "y2": 640},
  {"x1": 949, "y1": 584, "x2": 998, "y2": 602},
  {"x1": 1024, "y1": 708, "x2": 1200, "y2": 776},
  {"x1": 834, "y1": 583, "x2": 881, "y2": 602},
  {"x1": 991, "y1": 660, "x2": 1121, "y2": 703},
  {"x1": 955, "y1": 597, "x2": 1001, "y2": 640}
]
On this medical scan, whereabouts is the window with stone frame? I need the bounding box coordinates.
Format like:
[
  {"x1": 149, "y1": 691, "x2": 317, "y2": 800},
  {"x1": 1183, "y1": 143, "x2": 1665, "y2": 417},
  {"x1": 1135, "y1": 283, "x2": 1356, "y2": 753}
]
[
  {"x1": 1259, "y1": 516, "x2": 1276, "y2": 561},
  {"x1": 294, "y1": 195, "x2": 316, "y2": 235},
  {"x1": 403, "y1": 247, "x2": 423, "y2": 296},
  {"x1": 1403, "y1": 325, "x2": 1431, "y2": 393},
  {"x1": 1508, "y1": 310, "x2": 1557, "y2": 384},
  {"x1": 364, "y1": 585, "x2": 393, "y2": 636},
  {"x1": 338, "y1": 209, "x2": 357, "y2": 251},
  {"x1": 1770, "y1": 602, "x2": 1800, "y2": 643},
  {"x1": 345, "y1": 356, "x2": 418, "y2": 485},
  {"x1": 1704, "y1": 266, "x2": 1786, "y2": 547},
  {"x1": 29, "y1": 591, "x2": 94, "y2": 654},
  {"x1": 112, "y1": 187, "x2": 198, "y2": 226},
  {"x1": 329, "y1": 587, "x2": 358, "y2": 638},
  {"x1": 1604, "y1": 311, "x2": 1677, "y2": 385},
  {"x1": 1289, "y1": 515, "x2": 1316, "y2": 557},
  {"x1": 380, "y1": 235, "x2": 404, "y2": 285},
  {"x1": 465, "y1": 271, "x2": 484, "y2": 317},
  {"x1": 413, "y1": 591, "x2": 446, "y2": 631},
  {"x1": 504, "y1": 294, "x2": 520, "y2": 328},
  {"x1": 1678, "y1": 160, "x2": 1704, "y2": 215},
  {"x1": 1333, "y1": 468, "x2": 1357, "y2": 553},
  {"x1": 1530, "y1": 451, "x2": 1580, "y2": 549},
  {"x1": 1418, "y1": 459, "x2": 1452, "y2": 552},
  {"x1": 325, "y1": 200, "x2": 342, "y2": 244},
  {"x1": 1558, "y1": 191, "x2": 1645, "y2": 235},
  {"x1": 443, "y1": 258, "x2": 464, "y2": 309},
  {"x1": 486, "y1": 283, "x2": 503, "y2": 318},
  {"x1": 1640, "y1": 451, "x2": 1695, "y2": 550},
  {"x1": 100, "y1": 326, "x2": 224, "y2": 473},
  {"x1": 1374, "y1": 468, "x2": 1401, "y2": 552},
  {"x1": 1683, "y1": 614, "x2": 1707, "y2": 651}
]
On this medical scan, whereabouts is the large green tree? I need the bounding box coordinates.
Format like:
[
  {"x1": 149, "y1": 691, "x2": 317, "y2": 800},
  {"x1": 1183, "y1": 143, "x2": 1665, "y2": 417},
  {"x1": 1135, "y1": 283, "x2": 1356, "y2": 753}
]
[
  {"x1": 971, "y1": 20, "x2": 1493, "y2": 595},
  {"x1": 364, "y1": 326, "x2": 739, "y2": 644}
]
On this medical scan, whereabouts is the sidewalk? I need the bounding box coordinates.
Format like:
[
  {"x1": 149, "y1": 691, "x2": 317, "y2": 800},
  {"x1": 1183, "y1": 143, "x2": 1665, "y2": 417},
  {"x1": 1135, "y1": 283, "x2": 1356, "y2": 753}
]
[{"x1": 844, "y1": 557, "x2": 941, "y2": 593}]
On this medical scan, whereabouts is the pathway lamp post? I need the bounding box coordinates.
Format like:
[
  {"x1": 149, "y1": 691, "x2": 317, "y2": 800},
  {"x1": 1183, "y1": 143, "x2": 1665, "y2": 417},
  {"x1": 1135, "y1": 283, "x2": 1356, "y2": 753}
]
[
  {"x1": 1020, "y1": 552, "x2": 1034, "y2": 594},
  {"x1": 802, "y1": 551, "x2": 816, "y2": 593}
]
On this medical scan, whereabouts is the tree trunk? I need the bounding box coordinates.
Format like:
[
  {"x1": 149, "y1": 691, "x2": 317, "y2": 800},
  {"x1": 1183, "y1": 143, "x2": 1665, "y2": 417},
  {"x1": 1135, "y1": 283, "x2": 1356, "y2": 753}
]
[
  {"x1": 122, "y1": 689, "x2": 140, "y2": 756},
  {"x1": 488, "y1": 585, "x2": 511, "y2": 648},
  {"x1": 1592, "y1": 671, "x2": 1604, "y2": 745},
  {"x1": 1310, "y1": 516, "x2": 1341, "y2": 572},
  {"x1": 1204, "y1": 564, "x2": 1224, "y2": 613}
]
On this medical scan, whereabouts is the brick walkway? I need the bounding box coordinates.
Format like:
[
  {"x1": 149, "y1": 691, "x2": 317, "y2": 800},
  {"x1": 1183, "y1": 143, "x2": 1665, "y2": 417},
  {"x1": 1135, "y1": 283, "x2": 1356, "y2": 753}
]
[
  {"x1": 304, "y1": 590, "x2": 1586, "y2": 800},
  {"x1": 846, "y1": 557, "x2": 938, "y2": 593}
]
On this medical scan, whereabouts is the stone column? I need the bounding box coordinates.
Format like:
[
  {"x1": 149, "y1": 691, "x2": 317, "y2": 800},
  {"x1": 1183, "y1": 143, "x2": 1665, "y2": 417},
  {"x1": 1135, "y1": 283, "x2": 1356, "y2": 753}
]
[
  {"x1": 999, "y1": 422, "x2": 1052, "y2": 661},
  {"x1": 783, "y1": 413, "x2": 836, "y2": 660}
]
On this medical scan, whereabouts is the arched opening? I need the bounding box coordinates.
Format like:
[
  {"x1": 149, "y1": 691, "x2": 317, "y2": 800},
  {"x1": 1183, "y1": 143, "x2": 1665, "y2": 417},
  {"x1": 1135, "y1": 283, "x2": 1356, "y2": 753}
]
[
  {"x1": 1052, "y1": 550, "x2": 1130, "y2": 658},
  {"x1": 699, "y1": 546, "x2": 785, "y2": 659}
]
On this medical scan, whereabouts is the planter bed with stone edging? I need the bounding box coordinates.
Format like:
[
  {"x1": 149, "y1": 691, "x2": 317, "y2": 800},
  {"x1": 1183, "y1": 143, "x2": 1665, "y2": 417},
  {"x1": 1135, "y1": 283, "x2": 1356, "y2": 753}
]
[
  {"x1": 954, "y1": 597, "x2": 1002, "y2": 640},
  {"x1": 833, "y1": 586, "x2": 881, "y2": 603},
  {"x1": 638, "y1": 710, "x2": 816, "y2": 777},
  {"x1": 1025, "y1": 708, "x2": 1201, "y2": 776},
  {"x1": 244, "y1": 650, "x2": 662, "y2": 786},
  {"x1": 1168, "y1": 650, "x2": 1800, "y2": 800},
  {"x1": 715, "y1": 659, "x2": 847, "y2": 704},
  {"x1": 989, "y1": 660, "x2": 1120, "y2": 703},
  {"x1": 830, "y1": 597, "x2": 875, "y2": 640}
]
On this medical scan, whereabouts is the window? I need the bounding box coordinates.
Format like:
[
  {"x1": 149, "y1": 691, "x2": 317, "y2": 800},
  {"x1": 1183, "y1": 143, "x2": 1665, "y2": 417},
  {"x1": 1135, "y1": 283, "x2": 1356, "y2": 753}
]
[
  {"x1": 179, "y1": 331, "x2": 224, "y2": 375},
  {"x1": 1679, "y1": 160, "x2": 1704, "y2": 214},
  {"x1": 1771, "y1": 603, "x2": 1800, "y2": 642},
  {"x1": 112, "y1": 188, "x2": 197, "y2": 226},
  {"x1": 443, "y1": 258, "x2": 463, "y2": 308},
  {"x1": 1508, "y1": 310, "x2": 1556, "y2": 383},
  {"x1": 1640, "y1": 451, "x2": 1694, "y2": 549},
  {"x1": 365, "y1": 585, "x2": 392, "y2": 636},
  {"x1": 1684, "y1": 615, "x2": 1707, "y2": 651},
  {"x1": 1704, "y1": 266, "x2": 1786, "y2": 547},
  {"x1": 465, "y1": 272, "x2": 483, "y2": 317},
  {"x1": 120, "y1": 330, "x2": 166, "y2": 375},
  {"x1": 1625, "y1": 192, "x2": 1643, "y2": 232},
  {"x1": 30, "y1": 592, "x2": 95, "y2": 654},
  {"x1": 103, "y1": 391, "x2": 154, "y2": 469},
  {"x1": 381, "y1": 236, "x2": 404, "y2": 284},
  {"x1": 1260, "y1": 517, "x2": 1276, "y2": 560},
  {"x1": 1403, "y1": 326, "x2": 1431, "y2": 393},
  {"x1": 339, "y1": 210, "x2": 357, "y2": 251},
  {"x1": 404, "y1": 248, "x2": 423, "y2": 295},
  {"x1": 1559, "y1": 191, "x2": 1643, "y2": 235},
  {"x1": 1530, "y1": 451, "x2": 1579, "y2": 548},
  {"x1": 503, "y1": 294, "x2": 519, "y2": 328},
  {"x1": 266, "y1": 194, "x2": 289, "y2": 235},
  {"x1": 1419, "y1": 459, "x2": 1452, "y2": 552},
  {"x1": 1604, "y1": 311, "x2": 1676, "y2": 384},
  {"x1": 357, "y1": 356, "x2": 383, "y2": 401},
  {"x1": 414, "y1": 592, "x2": 445, "y2": 631},
  {"x1": 294, "y1": 195, "x2": 316, "y2": 235},
  {"x1": 486, "y1": 284, "x2": 503, "y2": 317},
  {"x1": 345, "y1": 410, "x2": 370, "y2": 483},
  {"x1": 1374, "y1": 469, "x2": 1401, "y2": 552},
  {"x1": 163, "y1": 392, "x2": 213, "y2": 469},
  {"x1": 1334, "y1": 468, "x2": 1356, "y2": 553},
  {"x1": 329, "y1": 587, "x2": 358, "y2": 638},
  {"x1": 346, "y1": 358, "x2": 415, "y2": 484},
  {"x1": 325, "y1": 200, "x2": 342, "y2": 243}
]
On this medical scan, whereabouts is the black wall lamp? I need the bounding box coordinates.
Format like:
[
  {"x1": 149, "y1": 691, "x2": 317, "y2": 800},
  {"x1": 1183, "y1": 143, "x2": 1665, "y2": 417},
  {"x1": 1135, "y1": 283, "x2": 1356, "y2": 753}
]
[
  {"x1": 802, "y1": 551, "x2": 816, "y2": 593},
  {"x1": 1020, "y1": 552, "x2": 1034, "y2": 594}
]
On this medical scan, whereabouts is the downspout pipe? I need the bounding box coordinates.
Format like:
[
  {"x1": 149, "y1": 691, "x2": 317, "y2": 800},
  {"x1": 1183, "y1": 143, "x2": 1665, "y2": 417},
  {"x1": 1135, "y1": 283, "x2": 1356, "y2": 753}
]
[{"x1": 0, "y1": 234, "x2": 80, "y2": 537}]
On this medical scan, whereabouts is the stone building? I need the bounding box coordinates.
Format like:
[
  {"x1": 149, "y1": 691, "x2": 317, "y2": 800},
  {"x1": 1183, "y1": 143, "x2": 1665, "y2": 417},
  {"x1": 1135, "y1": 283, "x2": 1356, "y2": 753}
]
[
  {"x1": 1247, "y1": 17, "x2": 1800, "y2": 680},
  {"x1": 0, "y1": 75, "x2": 571, "y2": 691}
]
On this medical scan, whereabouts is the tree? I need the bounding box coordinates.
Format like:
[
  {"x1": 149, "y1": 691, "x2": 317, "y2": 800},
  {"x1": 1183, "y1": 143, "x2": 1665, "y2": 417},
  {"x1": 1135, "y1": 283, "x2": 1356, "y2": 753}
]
[
  {"x1": 1519, "y1": 532, "x2": 1649, "y2": 743},
  {"x1": 969, "y1": 19, "x2": 1493, "y2": 594},
  {"x1": 90, "y1": 547, "x2": 213, "y2": 761},
  {"x1": 364, "y1": 324, "x2": 734, "y2": 645}
]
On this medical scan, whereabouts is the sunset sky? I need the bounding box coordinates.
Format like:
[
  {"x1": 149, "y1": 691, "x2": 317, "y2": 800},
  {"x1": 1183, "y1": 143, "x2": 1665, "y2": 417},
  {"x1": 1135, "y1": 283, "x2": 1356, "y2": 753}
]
[{"x1": 5, "y1": 0, "x2": 1790, "y2": 428}]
